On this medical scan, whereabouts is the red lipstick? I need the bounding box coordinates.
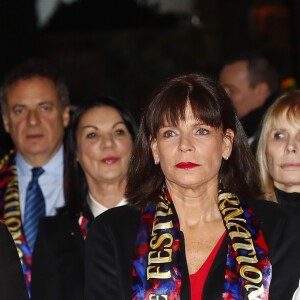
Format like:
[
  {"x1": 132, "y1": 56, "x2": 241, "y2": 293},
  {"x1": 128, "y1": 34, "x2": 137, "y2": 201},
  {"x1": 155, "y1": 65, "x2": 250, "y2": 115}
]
[{"x1": 175, "y1": 162, "x2": 200, "y2": 169}]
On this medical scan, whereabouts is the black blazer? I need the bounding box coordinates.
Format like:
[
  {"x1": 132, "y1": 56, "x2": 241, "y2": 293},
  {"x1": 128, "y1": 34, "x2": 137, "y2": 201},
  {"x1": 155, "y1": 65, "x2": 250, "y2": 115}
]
[
  {"x1": 0, "y1": 222, "x2": 29, "y2": 300},
  {"x1": 31, "y1": 207, "x2": 93, "y2": 300},
  {"x1": 84, "y1": 200, "x2": 300, "y2": 300}
]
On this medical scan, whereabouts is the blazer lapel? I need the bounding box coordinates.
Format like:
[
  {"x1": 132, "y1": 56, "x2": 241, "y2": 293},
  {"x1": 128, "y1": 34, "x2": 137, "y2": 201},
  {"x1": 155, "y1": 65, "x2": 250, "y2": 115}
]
[
  {"x1": 202, "y1": 235, "x2": 228, "y2": 300},
  {"x1": 66, "y1": 217, "x2": 85, "y2": 260}
]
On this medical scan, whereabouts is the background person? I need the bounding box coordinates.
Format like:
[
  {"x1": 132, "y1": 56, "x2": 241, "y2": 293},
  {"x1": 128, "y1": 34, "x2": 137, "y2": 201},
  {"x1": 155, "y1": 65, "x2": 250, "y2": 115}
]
[
  {"x1": 31, "y1": 97, "x2": 136, "y2": 300},
  {"x1": 257, "y1": 90, "x2": 300, "y2": 206},
  {"x1": 85, "y1": 73, "x2": 300, "y2": 299},
  {"x1": 0, "y1": 58, "x2": 70, "y2": 293},
  {"x1": 219, "y1": 51, "x2": 279, "y2": 149}
]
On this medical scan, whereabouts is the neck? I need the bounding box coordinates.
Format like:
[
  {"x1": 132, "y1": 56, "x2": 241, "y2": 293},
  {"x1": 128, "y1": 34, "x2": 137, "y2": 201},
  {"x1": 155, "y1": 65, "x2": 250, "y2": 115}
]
[
  {"x1": 21, "y1": 144, "x2": 62, "y2": 167},
  {"x1": 275, "y1": 187, "x2": 300, "y2": 207},
  {"x1": 167, "y1": 181, "x2": 221, "y2": 226},
  {"x1": 88, "y1": 178, "x2": 127, "y2": 209},
  {"x1": 274, "y1": 183, "x2": 300, "y2": 194}
]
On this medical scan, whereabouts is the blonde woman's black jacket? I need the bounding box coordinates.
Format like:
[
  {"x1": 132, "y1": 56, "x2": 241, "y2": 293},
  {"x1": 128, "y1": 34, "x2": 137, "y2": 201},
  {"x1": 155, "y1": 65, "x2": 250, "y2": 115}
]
[{"x1": 84, "y1": 200, "x2": 300, "y2": 300}]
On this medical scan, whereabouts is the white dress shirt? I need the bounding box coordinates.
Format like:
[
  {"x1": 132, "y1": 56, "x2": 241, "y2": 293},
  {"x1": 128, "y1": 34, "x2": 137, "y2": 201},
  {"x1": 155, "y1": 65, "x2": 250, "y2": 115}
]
[
  {"x1": 16, "y1": 146, "x2": 65, "y2": 221},
  {"x1": 87, "y1": 192, "x2": 127, "y2": 218}
]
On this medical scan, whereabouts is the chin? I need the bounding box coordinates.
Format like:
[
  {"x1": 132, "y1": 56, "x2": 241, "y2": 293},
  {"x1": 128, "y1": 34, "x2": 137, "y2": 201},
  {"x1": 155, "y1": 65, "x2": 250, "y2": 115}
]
[{"x1": 24, "y1": 146, "x2": 51, "y2": 156}]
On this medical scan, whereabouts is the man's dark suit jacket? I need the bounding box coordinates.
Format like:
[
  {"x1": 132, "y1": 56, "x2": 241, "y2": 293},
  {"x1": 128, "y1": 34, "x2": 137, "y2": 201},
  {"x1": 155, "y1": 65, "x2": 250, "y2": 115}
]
[
  {"x1": 0, "y1": 222, "x2": 29, "y2": 300},
  {"x1": 84, "y1": 200, "x2": 300, "y2": 300},
  {"x1": 0, "y1": 148, "x2": 68, "y2": 292},
  {"x1": 31, "y1": 206, "x2": 93, "y2": 300}
]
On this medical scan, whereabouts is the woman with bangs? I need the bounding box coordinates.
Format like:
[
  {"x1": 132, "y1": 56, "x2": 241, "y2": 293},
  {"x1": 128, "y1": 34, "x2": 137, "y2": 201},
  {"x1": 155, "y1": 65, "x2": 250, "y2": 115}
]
[
  {"x1": 257, "y1": 91, "x2": 300, "y2": 206},
  {"x1": 85, "y1": 74, "x2": 300, "y2": 300}
]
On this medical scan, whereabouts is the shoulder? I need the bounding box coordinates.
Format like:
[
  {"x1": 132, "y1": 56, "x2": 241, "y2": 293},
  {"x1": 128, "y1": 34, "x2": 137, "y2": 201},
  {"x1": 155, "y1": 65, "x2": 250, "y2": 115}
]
[
  {"x1": 247, "y1": 198, "x2": 291, "y2": 220},
  {"x1": 246, "y1": 198, "x2": 300, "y2": 239},
  {"x1": 88, "y1": 205, "x2": 141, "y2": 240},
  {"x1": 93, "y1": 205, "x2": 140, "y2": 228}
]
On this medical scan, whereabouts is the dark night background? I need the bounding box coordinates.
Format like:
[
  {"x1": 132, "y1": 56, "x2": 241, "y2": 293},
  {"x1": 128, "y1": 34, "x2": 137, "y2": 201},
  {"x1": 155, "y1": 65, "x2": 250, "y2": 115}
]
[{"x1": 0, "y1": 0, "x2": 300, "y2": 149}]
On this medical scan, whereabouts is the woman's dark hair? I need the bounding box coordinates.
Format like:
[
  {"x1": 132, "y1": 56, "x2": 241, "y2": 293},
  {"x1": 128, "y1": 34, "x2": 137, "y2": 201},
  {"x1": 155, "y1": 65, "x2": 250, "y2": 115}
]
[
  {"x1": 126, "y1": 73, "x2": 262, "y2": 209},
  {"x1": 65, "y1": 96, "x2": 137, "y2": 215}
]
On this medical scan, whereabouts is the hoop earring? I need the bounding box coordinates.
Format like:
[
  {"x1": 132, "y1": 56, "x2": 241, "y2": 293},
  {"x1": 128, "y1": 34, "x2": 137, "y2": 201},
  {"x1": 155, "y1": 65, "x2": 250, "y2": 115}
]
[{"x1": 154, "y1": 159, "x2": 159, "y2": 165}]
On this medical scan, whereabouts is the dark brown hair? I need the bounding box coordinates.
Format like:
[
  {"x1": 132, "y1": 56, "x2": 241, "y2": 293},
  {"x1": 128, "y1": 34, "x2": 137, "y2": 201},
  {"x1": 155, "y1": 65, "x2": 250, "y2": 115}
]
[
  {"x1": 126, "y1": 73, "x2": 262, "y2": 209},
  {"x1": 0, "y1": 58, "x2": 69, "y2": 113}
]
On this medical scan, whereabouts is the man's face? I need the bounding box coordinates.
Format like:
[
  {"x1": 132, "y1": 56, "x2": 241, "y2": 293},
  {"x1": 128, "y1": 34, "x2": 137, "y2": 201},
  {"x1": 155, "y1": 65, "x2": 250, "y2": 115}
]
[
  {"x1": 219, "y1": 61, "x2": 260, "y2": 118},
  {"x1": 2, "y1": 76, "x2": 70, "y2": 166}
]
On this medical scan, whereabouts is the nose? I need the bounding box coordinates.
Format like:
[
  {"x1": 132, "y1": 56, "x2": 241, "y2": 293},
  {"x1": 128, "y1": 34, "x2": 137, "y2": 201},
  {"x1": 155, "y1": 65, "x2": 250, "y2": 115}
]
[
  {"x1": 286, "y1": 144, "x2": 298, "y2": 153},
  {"x1": 286, "y1": 137, "x2": 298, "y2": 154},
  {"x1": 101, "y1": 134, "x2": 114, "y2": 149},
  {"x1": 27, "y1": 110, "x2": 40, "y2": 126},
  {"x1": 178, "y1": 135, "x2": 194, "y2": 153}
]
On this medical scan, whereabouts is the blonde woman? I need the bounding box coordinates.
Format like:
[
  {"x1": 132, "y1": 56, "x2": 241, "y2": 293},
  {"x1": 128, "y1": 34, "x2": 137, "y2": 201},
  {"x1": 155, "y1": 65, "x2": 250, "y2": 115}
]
[{"x1": 257, "y1": 91, "x2": 300, "y2": 206}]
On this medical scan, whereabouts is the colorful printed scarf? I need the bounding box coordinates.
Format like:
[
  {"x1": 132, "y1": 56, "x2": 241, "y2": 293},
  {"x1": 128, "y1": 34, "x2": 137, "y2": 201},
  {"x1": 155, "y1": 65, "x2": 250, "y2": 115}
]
[
  {"x1": 78, "y1": 215, "x2": 89, "y2": 238},
  {"x1": 132, "y1": 185, "x2": 271, "y2": 299},
  {"x1": 0, "y1": 150, "x2": 32, "y2": 295}
]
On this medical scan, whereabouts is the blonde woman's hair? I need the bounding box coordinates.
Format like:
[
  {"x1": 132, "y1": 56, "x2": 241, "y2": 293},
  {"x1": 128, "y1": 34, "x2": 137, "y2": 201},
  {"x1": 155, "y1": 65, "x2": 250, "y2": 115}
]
[{"x1": 256, "y1": 90, "x2": 300, "y2": 202}]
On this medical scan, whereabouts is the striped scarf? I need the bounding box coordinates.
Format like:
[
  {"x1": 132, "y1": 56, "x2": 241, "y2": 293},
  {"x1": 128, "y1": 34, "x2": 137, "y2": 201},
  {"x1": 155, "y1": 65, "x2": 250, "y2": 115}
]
[
  {"x1": 0, "y1": 150, "x2": 32, "y2": 295},
  {"x1": 132, "y1": 185, "x2": 271, "y2": 299}
]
